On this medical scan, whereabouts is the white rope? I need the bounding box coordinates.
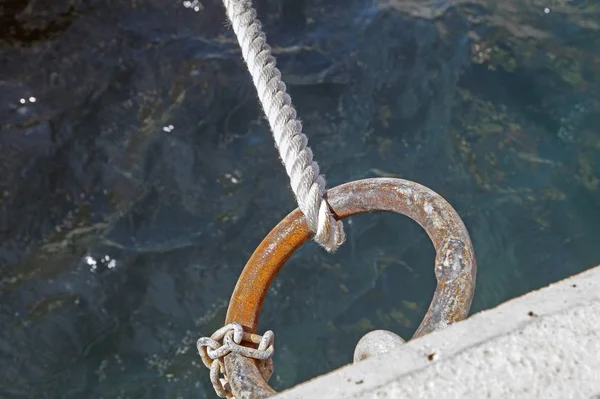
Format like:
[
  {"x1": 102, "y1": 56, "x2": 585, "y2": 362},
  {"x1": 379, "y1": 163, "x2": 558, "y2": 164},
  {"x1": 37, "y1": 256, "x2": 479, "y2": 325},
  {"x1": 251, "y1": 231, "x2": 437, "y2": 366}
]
[{"x1": 221, "y1": 0, "x2": 345, "y2": 252}]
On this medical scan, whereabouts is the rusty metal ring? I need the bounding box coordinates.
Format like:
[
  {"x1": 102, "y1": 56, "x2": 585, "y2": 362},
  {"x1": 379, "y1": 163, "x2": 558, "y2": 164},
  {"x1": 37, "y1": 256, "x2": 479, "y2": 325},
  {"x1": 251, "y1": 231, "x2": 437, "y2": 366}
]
[{"x1": 223, "y1": 177, "x2": 477, "y2": 398}]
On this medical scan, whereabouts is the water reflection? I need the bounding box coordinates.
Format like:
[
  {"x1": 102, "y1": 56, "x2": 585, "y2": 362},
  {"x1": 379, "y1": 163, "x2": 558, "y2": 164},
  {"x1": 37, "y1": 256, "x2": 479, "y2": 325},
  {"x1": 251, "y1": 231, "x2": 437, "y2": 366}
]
[
  {"x1": 85, "y1": 255, "x2": 117, "y2": 272},
  {"x1": 183, "y1": 1, "x2": 204, "y2": 13},
  {"x1": 0, "y1": 0, "x2": 599, "y2": 397}
]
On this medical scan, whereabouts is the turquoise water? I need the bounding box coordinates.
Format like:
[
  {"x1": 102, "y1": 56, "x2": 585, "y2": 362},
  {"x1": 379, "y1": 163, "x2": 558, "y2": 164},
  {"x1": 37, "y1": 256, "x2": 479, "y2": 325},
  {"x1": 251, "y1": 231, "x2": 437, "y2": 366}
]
[{"x1": 0, "y1": 0, "x2": 599, "y2": 397}]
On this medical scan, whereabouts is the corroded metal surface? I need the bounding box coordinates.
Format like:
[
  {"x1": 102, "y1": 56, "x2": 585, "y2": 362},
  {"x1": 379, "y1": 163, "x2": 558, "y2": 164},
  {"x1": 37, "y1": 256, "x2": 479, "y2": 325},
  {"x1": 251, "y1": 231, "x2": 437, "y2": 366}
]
[{"x1": 223, "y1": 177, "x2": 477, "y2": 398}]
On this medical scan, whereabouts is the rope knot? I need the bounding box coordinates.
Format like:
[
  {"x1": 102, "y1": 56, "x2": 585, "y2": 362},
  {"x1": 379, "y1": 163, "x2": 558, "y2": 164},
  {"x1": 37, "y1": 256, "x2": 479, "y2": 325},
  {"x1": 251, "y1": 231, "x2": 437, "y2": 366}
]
[{"x1": 313, "y1": 199, "x2": 345, "y2": 252}]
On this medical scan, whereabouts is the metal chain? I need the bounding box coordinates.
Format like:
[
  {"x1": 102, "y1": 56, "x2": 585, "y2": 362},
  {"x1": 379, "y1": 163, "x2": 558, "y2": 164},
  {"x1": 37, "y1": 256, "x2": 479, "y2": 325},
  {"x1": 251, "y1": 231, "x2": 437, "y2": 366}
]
[{"x1": 197, "y1": 322, "x2": 275, "y2": 398}]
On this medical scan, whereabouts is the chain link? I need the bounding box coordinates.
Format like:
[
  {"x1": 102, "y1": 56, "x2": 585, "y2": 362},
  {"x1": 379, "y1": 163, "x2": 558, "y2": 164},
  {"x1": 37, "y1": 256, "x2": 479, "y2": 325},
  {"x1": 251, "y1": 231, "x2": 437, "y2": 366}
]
[{"x1": 197, "y1": 322, "x2": 275, "y2": 398}]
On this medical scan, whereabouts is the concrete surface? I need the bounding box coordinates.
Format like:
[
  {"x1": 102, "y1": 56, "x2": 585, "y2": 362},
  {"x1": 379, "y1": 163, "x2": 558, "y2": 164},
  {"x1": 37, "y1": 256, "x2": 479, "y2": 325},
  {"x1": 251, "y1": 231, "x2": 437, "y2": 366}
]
[{"x1": 274, "y1": 265, "x2": 600, "y2": 399}]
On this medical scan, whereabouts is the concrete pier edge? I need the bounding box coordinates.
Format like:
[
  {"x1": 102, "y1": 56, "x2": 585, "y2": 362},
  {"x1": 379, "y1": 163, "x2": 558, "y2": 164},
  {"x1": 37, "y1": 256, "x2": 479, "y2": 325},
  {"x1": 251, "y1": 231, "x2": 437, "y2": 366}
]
[{"x1": 274, "y1": 264, "x2": 600, "y2": 398}]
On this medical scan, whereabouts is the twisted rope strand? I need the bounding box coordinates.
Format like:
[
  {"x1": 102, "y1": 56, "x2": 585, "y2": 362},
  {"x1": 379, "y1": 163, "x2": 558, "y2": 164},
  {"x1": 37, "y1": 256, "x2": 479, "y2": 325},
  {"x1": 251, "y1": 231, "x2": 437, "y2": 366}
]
[{"x1": 222, "y1": 0, "x2": 345, "y2": 252}]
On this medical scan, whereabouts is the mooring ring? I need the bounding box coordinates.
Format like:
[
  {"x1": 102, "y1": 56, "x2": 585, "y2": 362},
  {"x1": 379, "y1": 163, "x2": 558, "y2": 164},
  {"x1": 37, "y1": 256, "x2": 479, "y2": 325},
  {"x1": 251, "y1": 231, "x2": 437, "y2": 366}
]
[{"x1": 223, "y1": 177, "x2": 477, "y2": 398}]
